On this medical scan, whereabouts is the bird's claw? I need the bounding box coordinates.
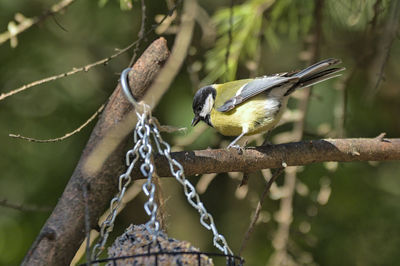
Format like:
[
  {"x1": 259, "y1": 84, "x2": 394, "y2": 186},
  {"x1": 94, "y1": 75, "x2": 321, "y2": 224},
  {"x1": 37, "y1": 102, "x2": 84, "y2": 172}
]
[{"x1": 227, "y1": 144, "x2": 244, "y2": 154}]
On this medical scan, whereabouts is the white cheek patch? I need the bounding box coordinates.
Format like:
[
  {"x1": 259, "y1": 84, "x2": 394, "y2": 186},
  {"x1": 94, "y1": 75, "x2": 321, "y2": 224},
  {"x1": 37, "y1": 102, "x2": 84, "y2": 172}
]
[{"x1": 200, "y1": 94, "x2": 214, "y2": 117}]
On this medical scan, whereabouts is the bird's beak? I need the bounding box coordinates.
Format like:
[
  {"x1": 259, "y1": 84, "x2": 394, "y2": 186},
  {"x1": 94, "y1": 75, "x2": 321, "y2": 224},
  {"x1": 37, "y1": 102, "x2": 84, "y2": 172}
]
[{"x1": 191, "y1": 115, "x2": 200, "y2": 127}]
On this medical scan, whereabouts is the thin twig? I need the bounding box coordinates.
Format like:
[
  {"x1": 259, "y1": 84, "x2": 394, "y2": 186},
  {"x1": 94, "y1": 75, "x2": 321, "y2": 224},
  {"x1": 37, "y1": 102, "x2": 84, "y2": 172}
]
[
  {"x1": 51, "y1": 13, "x2": 68, "y2": 32},
  {"x1": 369, "y1": 0, "x2": 400, "y2": 98},
  {"x1": 0, "y1": 0, "x2": 78, "y2": 47},
  {"x1": 173, "y1": 122, "x2": 208, "y2": 147},
  {"x1": 0, "y1": 1, "x2": 180, "y2": 102},
  {"x1": 128, "y1": 0, "x2": 147, "y2": 67},
  {"x1": 9, "y1": 104, "x2": 105, "y2": 143},
  {"x1": 239, "y1": 168, "x2": 284, "y2": 255},
  {"x1": 153, "y1": 175, "x2": 167, "y2": 231},
  {"x1": 335, "y1": 69, "x2": 355, "y2": 138},
  {"x1": 369, "y1": 0, "x2": 384, "y2": 32},
  {"x1": 0, "y1": 198, "x2": 52, "y2": 212},
  {"x1": 152, "y1": 0, "x2": 182, "y2": 31},
  {"x1": 224, "y1": 0, "x2": 234, "y2": 79}
]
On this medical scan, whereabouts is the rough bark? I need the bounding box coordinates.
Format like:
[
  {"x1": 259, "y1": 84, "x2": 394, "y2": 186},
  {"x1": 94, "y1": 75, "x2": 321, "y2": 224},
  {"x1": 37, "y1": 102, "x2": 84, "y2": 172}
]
[{"x1": 151, "y1": 138, "x2": 400, "y2": 177}]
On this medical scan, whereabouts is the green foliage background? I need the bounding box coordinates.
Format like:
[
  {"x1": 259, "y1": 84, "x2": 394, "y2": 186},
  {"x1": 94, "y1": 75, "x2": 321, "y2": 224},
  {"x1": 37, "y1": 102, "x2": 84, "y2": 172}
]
[{"x1": 0, "y1": 0, "x2": 400, "y2": 265}]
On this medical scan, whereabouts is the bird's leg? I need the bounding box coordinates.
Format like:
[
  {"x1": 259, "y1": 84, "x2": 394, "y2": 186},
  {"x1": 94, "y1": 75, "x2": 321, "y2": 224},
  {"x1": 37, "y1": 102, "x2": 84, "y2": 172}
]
[
  {"x1": 227, "y1": 131, "x2": 247, "y2": 151},
  {"x1": 261, "y1": 131, "x2": 273, "y2": 146}
]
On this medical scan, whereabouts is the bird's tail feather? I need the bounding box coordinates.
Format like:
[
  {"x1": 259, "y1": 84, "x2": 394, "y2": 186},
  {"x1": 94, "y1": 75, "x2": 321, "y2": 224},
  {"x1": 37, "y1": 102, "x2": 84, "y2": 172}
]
[
  {"x1": 295, "y1": 58, "x2": 342, "y2": 77},
  {"x1": 284, "y1": 58, "x2": 345, "y2": 96},
  {"x1": 298, "y1": 67, "x2": 345, "y2": 88}
]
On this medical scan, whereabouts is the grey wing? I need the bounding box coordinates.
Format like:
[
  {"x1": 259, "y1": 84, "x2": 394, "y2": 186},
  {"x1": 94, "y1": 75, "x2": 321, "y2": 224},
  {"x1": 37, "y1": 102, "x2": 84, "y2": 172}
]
[{"x1": 217, "y1": 75, "x2": 298, "y2": 112}]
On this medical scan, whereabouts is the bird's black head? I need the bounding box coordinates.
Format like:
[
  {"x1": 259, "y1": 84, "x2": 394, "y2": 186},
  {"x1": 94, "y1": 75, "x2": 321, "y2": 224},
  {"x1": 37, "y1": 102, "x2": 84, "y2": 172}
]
[{"x1": 191, "y1": 85, "x2": 216, "y2": 127}]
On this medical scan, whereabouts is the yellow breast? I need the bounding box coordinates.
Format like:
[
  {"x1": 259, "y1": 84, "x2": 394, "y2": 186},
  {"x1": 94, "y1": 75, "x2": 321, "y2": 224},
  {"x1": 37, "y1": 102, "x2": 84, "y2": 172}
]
[{"x1": 210, "y1": 95, "x2": 287, "y2": 136}]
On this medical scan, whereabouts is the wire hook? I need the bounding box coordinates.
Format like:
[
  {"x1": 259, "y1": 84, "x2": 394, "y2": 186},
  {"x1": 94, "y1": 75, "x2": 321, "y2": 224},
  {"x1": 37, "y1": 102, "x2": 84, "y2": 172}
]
[{"x1": 120, "y1": 68, "x2": 138, "y2": 107}]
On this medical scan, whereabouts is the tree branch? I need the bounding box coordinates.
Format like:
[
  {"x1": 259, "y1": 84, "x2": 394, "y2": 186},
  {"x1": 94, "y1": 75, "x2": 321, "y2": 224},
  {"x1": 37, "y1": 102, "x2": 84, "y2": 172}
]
[
  {"x1": 9, "y1": 104, "x2": 105, "y2": 143},
  {"x1": 0, "y1": 198, "x2": 52, "y2": 212},
  {"x1": 239, "y1": 168, "x2": 284, "y2": 255},
  {"x1": 150, "y1": 138, "x2": 400, "y2": 177}
]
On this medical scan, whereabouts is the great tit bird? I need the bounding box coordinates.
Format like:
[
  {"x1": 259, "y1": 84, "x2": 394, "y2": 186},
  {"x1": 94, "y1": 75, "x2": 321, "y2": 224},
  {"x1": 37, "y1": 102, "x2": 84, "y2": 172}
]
[{"x1": 191, "y1": 58, "x2": 344, "y2": 148}]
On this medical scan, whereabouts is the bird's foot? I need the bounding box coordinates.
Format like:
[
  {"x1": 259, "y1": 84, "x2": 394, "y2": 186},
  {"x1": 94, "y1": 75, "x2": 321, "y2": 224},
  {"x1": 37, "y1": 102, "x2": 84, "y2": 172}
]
[{"x1": 227, "y1": 144, "x2": 244, "y2": 155}]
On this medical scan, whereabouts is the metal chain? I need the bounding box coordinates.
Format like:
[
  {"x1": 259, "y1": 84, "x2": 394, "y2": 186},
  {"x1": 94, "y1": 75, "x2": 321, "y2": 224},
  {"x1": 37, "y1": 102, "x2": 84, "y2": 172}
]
[
  {"x1": 136, "y1": 111, "x2": 160, "y2": 238},
  {"x1": 91, "y1": 68, "x2": 232, "y2": 262},
  {"x1": 150, "y1": 120, "x2": 233, "y2": 256},
  {"x1": 91, "y1": 107, "x2": 160, "y2": 260}
]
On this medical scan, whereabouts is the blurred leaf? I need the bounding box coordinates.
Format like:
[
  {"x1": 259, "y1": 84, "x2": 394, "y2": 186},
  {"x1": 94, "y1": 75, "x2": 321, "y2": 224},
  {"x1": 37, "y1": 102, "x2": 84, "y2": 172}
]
[
  {"x1": 120, "y1": 0, "x2": 133, "y2": 10},
  {"x1": 264, "y1": 26, "x2": 280, "y2": 50},
  {"x1": 267, "y1": 0, "x2": 314, "y2": 41},
  {"x1": 202, "y1": 0, "x2": 274, "y2": 84}
]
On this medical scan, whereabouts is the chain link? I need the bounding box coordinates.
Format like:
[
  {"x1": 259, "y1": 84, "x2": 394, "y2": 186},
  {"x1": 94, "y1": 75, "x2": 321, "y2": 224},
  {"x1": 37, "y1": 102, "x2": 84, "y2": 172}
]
[
  {"x1": 91, "y1": 109, "x2": 161, "y2": 260},
  {"x1": 91, "y1": 68, "x2": 233, "y2": 261},
  {"x1": 91, "y1": 135, "x2": 140, "y2": 260},
  {"x1": 150, "y1": 122, "x2": 233, "y2": 256},
  {"x1": 136, "y1": 113, "x2": 160, "y2": 238}
]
